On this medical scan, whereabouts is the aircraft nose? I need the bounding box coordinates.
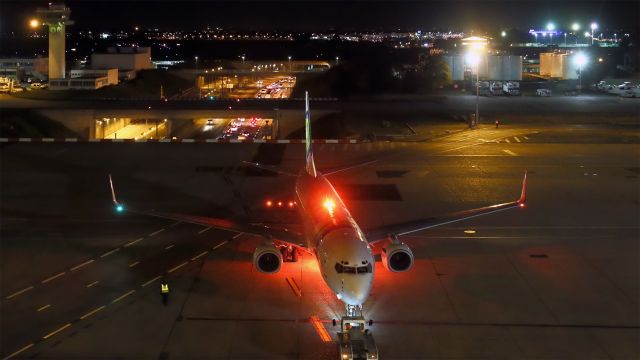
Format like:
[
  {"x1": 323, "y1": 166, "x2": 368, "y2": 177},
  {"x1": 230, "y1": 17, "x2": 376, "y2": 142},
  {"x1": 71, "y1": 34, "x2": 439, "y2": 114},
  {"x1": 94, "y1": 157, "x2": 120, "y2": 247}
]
[{"x1": 341, "y1": 275, "x2": 373, "y2": 306}]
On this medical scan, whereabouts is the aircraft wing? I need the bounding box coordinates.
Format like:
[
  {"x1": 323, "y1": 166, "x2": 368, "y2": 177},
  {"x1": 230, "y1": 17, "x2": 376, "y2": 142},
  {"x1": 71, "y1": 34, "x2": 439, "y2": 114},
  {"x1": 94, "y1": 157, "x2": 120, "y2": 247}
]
[
  {"x1": 364, "y1": 172, "x2": 527, "y2": 244},
  {"x1": 109, "y1": 175, "x2": 305, "y2": 247}
]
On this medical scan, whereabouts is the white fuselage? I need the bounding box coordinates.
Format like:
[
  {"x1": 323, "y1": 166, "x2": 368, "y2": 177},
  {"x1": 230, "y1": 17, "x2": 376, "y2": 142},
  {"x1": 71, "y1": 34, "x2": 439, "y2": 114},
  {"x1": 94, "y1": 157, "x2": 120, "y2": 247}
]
[{"x1": 294, "y1": 172, "x2": 375, "y2": 306}]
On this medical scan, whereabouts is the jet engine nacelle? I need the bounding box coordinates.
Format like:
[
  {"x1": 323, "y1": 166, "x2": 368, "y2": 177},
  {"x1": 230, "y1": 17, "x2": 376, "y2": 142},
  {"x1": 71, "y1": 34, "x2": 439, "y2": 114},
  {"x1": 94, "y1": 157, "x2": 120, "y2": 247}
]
[
  {"x1": 253, "y1": 243, "x2": 283, "y2": 274},
  {"x1": 381, "y1": 241, "x2": 414, "y2": 272}
]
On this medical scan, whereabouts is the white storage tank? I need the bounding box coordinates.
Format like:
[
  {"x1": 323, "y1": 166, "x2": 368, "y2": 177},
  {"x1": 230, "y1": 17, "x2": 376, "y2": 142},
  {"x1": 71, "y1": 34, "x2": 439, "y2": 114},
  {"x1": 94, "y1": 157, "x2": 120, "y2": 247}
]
[
  {"x1": 487, "y1": 55, "x2": 522, "y2": 80},
  {"x1": 443, "y1": 55, "x2": 465, "y2": 81}
]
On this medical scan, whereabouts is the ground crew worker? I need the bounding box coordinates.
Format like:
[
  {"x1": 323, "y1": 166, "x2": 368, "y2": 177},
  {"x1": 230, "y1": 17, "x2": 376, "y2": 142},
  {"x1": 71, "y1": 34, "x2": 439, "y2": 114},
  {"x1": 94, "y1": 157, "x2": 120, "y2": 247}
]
[
  {"x1": 495, "y1": 119, "x2": 500, "y2": 128},
  {"x1": 161, "y1": 279, "x2": 170, "y2": 306}
]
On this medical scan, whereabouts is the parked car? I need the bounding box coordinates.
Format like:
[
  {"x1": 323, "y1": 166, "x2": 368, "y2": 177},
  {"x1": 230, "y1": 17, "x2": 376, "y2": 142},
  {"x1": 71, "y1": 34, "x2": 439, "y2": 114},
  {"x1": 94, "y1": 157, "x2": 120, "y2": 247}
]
[{"x1": 536, "y1": 89, "x2": 552, "y2": 97}]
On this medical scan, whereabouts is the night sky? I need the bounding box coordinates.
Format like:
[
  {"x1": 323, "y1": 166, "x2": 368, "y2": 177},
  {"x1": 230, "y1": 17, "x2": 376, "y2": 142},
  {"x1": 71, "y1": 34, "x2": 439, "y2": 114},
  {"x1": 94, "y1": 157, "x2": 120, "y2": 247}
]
[{"x1": 1, "y1": 0, "x2": 638, "y2": 33}]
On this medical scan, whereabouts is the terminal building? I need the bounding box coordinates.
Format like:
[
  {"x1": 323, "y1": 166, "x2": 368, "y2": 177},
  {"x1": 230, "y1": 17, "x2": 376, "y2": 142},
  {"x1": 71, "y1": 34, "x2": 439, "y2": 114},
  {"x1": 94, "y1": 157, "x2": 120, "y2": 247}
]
[
  {"x1": 91, "y1": 47, "x2": 153, "y2": 79},
  {"x1": 0, "y1": 57, "x2": 48, "y2": 82}
]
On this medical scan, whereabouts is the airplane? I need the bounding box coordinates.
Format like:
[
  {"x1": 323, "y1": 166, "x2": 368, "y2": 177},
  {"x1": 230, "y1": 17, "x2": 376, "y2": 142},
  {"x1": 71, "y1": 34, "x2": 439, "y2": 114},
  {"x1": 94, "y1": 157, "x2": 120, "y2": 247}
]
[{"x1": 109, "y1": 91, "x2": 527, "y2": 315}]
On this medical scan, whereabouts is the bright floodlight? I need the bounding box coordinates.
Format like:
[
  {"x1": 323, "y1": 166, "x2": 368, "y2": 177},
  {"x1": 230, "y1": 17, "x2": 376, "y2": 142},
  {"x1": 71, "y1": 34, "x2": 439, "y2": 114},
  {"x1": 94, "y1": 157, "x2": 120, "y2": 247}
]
[
  {"x1": 590, "y1": 22, "x2": 598, "y2": 30},
  {"x1": 29, "y1": 19, "x2": 40, "y2": 28},
  {"x1": 584, "y1": 31, "x2": 591, "y2": 37},
  {"x1": 571, "y1": 23, "x2": 580, "y2": 31},
  {"x1": 546, "y1": 23, "x2": 555, "y2": 31},
  {"x1": 574, "y1": 52, "x2": 588, "y2": 68},
  {"x1": 501, "y1": 30, "x2": 506, "y2": 37},
  {"x1": 465, "y1": 52, "x2": 480, "y2": 66}
]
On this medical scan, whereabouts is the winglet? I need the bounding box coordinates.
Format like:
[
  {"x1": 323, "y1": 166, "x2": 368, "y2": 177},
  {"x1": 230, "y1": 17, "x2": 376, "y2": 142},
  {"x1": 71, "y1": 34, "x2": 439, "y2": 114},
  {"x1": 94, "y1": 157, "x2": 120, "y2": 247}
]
[
  {"x1": 108, "y1": 174, "x2": 125, "y2": 212},
  {"x1": 517, "y1": 171, "x2": 527, "y2": 207},
  {"x1": 108, "y1": 174, "x2": 118, "y2": 204},
  {"x1": 304, "y1": 91, "x2": 318, "y2": 178}
]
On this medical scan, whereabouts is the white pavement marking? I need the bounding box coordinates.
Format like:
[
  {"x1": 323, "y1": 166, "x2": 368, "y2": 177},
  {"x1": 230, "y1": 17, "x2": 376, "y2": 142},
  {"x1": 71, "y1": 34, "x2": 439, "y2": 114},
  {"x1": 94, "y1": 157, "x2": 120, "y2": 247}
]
[
  {"x1": 503, "y1": 149, "x2": 518, "y2": 156},
  {"x1": 42, "y1": 323, "x2": 71, "y2": 339},
  {"x1": 514, "y1": 136, "x2": 521, "y2": 143},
  {"x1": 6, "y1": 286, "x2": 34, "y2": 300},
  {"x1": 129, "y1": 261, "x2": 140, "y2": 267},
  {"x1": 505, "y1": 138, "x2": 511, "y2": 143},
  {"x1": 198, "y1": 227, "x2": 211, "y2": 234},
  {"x1": 191, "y1": 251, "x2": 209, "y2": 261},
  {"x1": 86, "y1": 280, "x2": 99, "y2": 288},
  {"x1": 37, "y1": 304, "x2": 51, "y2": 312},
  {"x1": 232, "y1": 233, "x2": 243, "y2": 239},
  {"x1": 142, "y1": 275, "x2": 162, "y2": 287},
  {"x1": 70, "y1": 259, "x2": 94, "y2": 271},
  {"x1": 213, "y1": 240, "x2": 230, "y2": 250},
  {"x1": 80, "y1": 305, "x2": 105, "y2": 320},
  {"x1": 168, "y1": 262, "x2": 188, "y2": 273},
  {"x1": 2, "y1": 343, "x2": 34, "y2": 360},
  {"x1": 524, "y1": 136, "x2": 529, "y2": 139},
  {"x1": 111, "y1": 290, "x2": 135, "y2": 303},
  {"x1": 100, "y1": 248, "x2": 120, "y2": 258},
  {"x1": 169, "y1": 221, "x2": 182, "y2": 228},
  {"x1": 124, "y1": 237, "x2": 144, "y2": 247},
  {"x1": 41, "y1": 272, "x2": 65, "y2": 284},
  {"x1": 165, "y1": 244, "x2": 175, "y2": 250},
  {"x1": 149, "y1": 228, "x2": 165, "y2": 237}
]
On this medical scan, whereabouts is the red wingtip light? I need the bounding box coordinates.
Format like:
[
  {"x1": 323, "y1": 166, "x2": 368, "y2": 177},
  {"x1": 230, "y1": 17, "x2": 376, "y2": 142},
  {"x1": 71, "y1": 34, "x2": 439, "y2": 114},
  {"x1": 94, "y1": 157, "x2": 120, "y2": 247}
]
[{"x1": 519, "y1": 202, "x2": 525, "y2": 208}]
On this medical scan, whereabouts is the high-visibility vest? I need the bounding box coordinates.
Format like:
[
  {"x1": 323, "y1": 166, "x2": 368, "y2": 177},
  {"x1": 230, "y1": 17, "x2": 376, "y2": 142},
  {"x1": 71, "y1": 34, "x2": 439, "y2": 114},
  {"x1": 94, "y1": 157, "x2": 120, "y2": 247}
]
[{"x1": 161, "y1": 284, "x2": 169, "y2": 293}]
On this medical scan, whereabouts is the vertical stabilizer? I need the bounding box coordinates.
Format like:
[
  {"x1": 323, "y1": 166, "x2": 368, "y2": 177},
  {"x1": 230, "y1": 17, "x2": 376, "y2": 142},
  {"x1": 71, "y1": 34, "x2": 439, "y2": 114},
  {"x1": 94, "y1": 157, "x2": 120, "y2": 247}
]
[{"x1": 305, "y1": 91, "x2": 318, "y2": 177}]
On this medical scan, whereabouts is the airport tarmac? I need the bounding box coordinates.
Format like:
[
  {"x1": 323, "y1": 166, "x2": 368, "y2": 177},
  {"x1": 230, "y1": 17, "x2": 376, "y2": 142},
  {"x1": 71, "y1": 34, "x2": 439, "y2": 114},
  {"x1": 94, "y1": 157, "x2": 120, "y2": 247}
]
[{"x1": 1, "y1": 123, "x2": 638, "y2": 359}]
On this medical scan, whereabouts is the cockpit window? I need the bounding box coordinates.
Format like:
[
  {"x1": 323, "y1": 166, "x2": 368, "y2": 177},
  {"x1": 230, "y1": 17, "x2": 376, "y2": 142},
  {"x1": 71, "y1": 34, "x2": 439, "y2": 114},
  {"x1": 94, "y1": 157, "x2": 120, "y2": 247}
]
[{"x1": 336, "y1": 262, "x2": 371, "y2": 274}]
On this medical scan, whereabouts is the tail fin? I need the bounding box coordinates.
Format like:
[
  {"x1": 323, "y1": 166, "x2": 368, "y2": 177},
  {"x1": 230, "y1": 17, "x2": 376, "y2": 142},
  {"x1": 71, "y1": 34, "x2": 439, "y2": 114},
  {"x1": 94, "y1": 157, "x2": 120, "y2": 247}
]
[{"x1": 304, "y1": 91, "x2": 317, "y2": 177}]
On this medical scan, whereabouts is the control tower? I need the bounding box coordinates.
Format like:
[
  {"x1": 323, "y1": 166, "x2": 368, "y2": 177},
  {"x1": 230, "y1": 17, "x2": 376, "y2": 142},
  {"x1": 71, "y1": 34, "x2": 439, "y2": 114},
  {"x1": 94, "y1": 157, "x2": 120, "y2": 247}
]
[{"x1": 36, "y1": 3, "x2": 73, "y2": 79}]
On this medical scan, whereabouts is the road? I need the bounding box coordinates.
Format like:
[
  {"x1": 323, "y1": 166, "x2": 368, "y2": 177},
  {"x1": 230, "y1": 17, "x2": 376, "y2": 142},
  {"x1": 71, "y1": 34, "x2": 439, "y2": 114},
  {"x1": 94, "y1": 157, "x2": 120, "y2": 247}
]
[{"x1": 0, "y1": 123, "x2": 638, "y2": 359}]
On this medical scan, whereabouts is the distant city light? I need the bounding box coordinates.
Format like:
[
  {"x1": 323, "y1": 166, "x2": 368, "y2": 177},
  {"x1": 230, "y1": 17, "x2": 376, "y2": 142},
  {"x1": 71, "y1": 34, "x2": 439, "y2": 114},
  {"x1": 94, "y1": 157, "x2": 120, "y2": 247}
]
[
  {"x1": 546, "y1": 23, "x2": 555, "y2": 31},
  {"x1": 571, "y1": 23, "x2": 580, "y2": 31},
  {"x1": 29, "y1": 19, "x2": 40, "y2": 28},
  {"x1": 590, "y1": 22, "x2": 598, "y2": 30}
]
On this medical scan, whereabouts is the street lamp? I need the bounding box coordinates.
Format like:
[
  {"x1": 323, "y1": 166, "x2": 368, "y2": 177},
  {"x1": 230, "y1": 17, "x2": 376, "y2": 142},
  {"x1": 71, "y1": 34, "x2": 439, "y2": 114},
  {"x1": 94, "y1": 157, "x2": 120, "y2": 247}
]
[
  {"x1": 574, "y1": 52, "x2": 588, "y2": 94},
  {"x1": 241, "y1": 54, "x2": 245, "y2": 65},
  {"x1": 29, "y1": 19, "x2": 40, "y2": 28},
  {"x1": 572, "y1": 23, "x2": 580, "y2": 44},
  {"x1": 195, "y1": 56, "x2": 200, "y2": 98},
  {"x1": 465, "y1": 51, "x2": 480, "y2": 127},
  {"x1": 288, "y1": 56, "x2": 292, "y2": 71},
  {"x1": 501, "y1": 30, "x2": 506, "y2": 38},
  {"x1": 590, "y1": 22, "x2": 598, "y2": 45},
  {"x1": 335, "y1": 56, "x2": 339, "y2": 65}
]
